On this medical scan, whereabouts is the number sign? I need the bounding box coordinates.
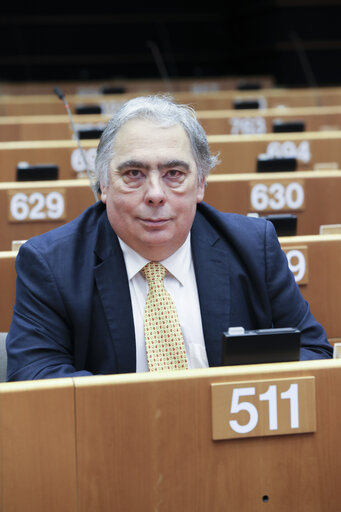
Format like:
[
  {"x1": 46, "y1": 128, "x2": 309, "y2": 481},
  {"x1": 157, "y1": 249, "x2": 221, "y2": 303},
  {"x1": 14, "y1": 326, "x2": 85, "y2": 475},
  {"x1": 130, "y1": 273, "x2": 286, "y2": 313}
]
[
  {"x1": 249, "y1": 180, "x2": 305, "y2": 212},
  {"x1": 8, "y1": 189, "x2": 66, "y2": 223},
  {"x1": 282, "y1": 245, "x2": 309, "y2": 285},
  {"x1": 211, "y1": 377, "x2": 316, "y2": 440}
]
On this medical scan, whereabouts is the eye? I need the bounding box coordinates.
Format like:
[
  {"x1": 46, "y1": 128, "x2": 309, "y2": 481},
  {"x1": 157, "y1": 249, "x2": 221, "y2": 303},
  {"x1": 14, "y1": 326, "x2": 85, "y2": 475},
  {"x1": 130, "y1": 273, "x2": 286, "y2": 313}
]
[
  {"x1": 165, "y1": 169, "x2": 184, "y2": 179},
  {"x1": 127, "y1": 169, "x2": 143, "y2": 178},
  {"x1": 122, "y1": 169, "x2": 144, "y2": 180}
]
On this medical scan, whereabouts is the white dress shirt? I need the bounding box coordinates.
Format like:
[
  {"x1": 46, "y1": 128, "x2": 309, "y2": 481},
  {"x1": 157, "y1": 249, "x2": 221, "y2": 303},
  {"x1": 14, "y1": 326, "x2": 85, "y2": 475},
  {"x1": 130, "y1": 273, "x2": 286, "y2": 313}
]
[{"x1": 118, "y1": 234, "x2": 209, "y2": 372}]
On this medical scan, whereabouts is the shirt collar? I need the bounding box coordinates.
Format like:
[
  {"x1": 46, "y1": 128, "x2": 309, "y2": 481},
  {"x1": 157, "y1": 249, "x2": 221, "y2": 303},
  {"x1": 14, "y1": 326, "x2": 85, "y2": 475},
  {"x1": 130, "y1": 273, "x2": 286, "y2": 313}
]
[{"x1": 118, "y1": 234, "x2": 192, "y2": 286}]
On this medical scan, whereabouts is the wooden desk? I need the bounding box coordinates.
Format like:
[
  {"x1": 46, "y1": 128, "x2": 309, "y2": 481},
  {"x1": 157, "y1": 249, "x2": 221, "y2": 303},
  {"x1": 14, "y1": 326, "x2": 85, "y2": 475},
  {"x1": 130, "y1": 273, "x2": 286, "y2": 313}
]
[
  {"x1": 0, "y1": 75, "x2": 275, "y2": 95},
  {"x1": 0, "y1": 179, "x2": 95, "y2": 250},
  {"x1": 0, "y1": 251, "x2": 16, "y2": 332},
  {"x1": 0, "y1": 114, "x2": 110, "y2": 142},
  {"x1": 1, "y1": 105, "x2": 341, "y2": 142},
  {"x1": 1, "y1": 132, "x2": 341, "y2": 181},
  {"x1": 278, "y1": 234, "x2": 341, "y2": 344},
  {"x1": 208, "y1": 131, "x2": 341, "y2": 173},
  {"x1": 0, "y1": 170, "x2": 340, "y2": 248},
  {"x1": 0, "y1": 139, "x2": 98, "y2": 181},
  {"x1": 204, "y1": 171, "x2": 341, "y2": 235},
  {"x1": 197, "y1": 105, "x2": 341, "y2": 135},
  {"x1": 1, "y1": 87, "x2": 341, "y2": 116},
  {"x1": 1, "y1": 361, "x2": 341, "y2": 510}
]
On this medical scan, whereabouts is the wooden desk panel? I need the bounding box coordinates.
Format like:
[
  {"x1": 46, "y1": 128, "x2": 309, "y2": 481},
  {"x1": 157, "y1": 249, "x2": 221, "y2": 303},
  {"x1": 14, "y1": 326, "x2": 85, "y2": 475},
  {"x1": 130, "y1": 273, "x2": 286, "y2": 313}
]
[
  {"x1": 0, "y1": 379, "x2": 77, "y2": 511},
  {"x1": 0, "y1": 114, "x2": 110, "y2": 142},
  {"x1": 74, "y1": 361, "x2": 341, "y2": 511},
  {"x1": 0, "y1": 139, "x2": 98, "y2": 181},
  {"x1": 0, "y1": 75, "x2": 275, "y2": 95},
  {"x1": 1, "y1": 132, "x2": 341, "y2": 182},
  {"x1": 0, "y1": 251, "x2": 16, "y2": 332},
  {"x1": 197, "y1": 105, "x2": 341, "y2": 135},
  {"x1": 1, "y1": 87, "x2": 341, "y2": 116},
  {"x1": 1, "y1": 106, "x2": 341, "y2": 142},
  {"x1": 209, "y1": 131, "x2": 341, "y2": 174},
  {"x1": 204, "y1": 171, "x2": 341, "y2": 235},
  {"x1": 278, "y1": 234, "x2": 341, "y2": 343},
  {"x1": 2, "y1": 361, "x2": 340, "y2": 511},
  {"x1": 0, "y1": 180, "x2": 95, "y2": 250}
]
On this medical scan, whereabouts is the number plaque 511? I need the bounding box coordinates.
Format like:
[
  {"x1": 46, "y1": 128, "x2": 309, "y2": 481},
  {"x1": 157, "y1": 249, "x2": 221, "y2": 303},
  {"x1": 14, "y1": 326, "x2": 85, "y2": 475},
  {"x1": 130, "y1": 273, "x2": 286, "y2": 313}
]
[{"x1": 211, "y1": 377, "x2": 316, "y2": 440}]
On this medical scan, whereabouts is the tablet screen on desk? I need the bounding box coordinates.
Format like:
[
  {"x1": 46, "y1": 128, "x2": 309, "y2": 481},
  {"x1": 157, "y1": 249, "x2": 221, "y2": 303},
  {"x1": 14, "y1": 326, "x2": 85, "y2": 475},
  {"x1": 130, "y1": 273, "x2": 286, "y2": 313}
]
[{"x1": 222, "y1": 327, "x2": 301, "y2": 366}]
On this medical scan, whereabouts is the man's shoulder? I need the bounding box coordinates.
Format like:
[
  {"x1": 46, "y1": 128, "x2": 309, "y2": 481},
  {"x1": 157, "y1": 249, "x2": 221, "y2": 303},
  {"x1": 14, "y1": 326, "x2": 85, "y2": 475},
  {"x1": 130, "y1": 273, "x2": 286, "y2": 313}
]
[{"x1": 196, "y1": 201, "x2": 270, "y2": 238}]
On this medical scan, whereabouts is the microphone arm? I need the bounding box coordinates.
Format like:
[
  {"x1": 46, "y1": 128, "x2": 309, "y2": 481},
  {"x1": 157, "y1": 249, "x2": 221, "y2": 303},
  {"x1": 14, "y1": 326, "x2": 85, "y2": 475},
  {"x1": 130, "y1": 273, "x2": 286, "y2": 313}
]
[{"x1": 54, "y1": 86, "x2": 98, "y2": 201}]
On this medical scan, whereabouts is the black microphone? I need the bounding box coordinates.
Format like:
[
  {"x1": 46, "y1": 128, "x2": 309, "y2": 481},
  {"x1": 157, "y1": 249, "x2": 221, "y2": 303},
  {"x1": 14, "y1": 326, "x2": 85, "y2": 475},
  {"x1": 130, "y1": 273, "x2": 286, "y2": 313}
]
[
  {"x1": 54, "y1": 86, "x2": 98, "y2": 201},
  {"x1": 53, "y1": 86, "x2": 65, "y2": 101}
]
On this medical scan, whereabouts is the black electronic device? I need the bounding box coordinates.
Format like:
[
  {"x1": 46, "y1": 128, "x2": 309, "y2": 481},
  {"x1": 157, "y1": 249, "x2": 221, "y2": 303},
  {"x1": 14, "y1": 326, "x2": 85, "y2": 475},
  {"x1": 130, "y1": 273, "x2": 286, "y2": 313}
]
[
  {"x1": 222, "y1": 327, "x2": 301, "y2": 366},
  {"x1": 263, "y1": 213, "x2": 297, "y2": 236},
  {"x1": 257, "y1": 155, "x2": 297, "y2": 172},
  {"x1": 16, "y1": 163, "x2": 59, "y2": 181},
  {"x1": 234, "y1": 99, "x2": 261, "y2": 110},
  {"x1": 100, "y1": 86, "x2": 126, "y2": 94},
  {"x1": 272, "y1": 120, "x2": 305, "y2": 133},
  {"x1": 236, "y1": 82, "x2": 262, "y2": 91},
  {"x1": 75, "y1": 104, "x2": 102, "y2": 115},
  {"x1": 77, "y1": 128, "x2": 104, "y2": 140}
]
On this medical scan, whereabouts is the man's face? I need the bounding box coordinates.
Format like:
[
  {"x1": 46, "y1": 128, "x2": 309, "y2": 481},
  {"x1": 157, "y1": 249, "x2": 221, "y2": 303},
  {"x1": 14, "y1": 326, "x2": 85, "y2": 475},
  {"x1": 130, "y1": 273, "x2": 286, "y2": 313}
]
[{"x1": 101, "y1": 118, "x2": 205, "y2": 261}]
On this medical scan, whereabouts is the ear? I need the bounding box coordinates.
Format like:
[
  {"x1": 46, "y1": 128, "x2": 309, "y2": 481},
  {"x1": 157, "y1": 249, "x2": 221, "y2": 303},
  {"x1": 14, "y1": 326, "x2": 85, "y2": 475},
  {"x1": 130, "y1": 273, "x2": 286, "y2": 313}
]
[
  {"x1": 196, "y1": 177, "x2": 206, "y2": 203},
  {"x1": 100, "y1": 181, "x2": 108, "y2": 204}
]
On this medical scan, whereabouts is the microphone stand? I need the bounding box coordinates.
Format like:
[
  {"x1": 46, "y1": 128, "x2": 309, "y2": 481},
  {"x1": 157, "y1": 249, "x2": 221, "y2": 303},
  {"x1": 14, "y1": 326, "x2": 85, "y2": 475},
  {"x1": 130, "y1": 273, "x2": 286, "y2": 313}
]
[{"x1": 54, "y1": 86, "x2": 98, "y2": 201}]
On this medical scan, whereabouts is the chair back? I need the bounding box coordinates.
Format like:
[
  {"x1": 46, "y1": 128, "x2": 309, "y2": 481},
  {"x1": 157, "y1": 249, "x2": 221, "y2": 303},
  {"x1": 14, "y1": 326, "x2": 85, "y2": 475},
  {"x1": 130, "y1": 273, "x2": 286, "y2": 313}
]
[{"x1": 0, "y1": 332, "x2": 7, "y2": 382}]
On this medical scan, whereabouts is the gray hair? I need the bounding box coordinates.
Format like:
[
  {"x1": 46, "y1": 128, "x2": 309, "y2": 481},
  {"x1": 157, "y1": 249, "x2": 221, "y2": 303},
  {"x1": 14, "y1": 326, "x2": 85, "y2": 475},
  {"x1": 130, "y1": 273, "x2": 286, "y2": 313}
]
[{"x1": 95, "y1": 94, "x2": 220, "y2": 188}]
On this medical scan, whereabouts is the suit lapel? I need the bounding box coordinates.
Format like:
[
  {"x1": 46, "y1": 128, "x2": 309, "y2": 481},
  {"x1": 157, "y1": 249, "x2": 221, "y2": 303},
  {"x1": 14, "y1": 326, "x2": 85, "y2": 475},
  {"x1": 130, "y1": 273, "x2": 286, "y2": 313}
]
[
  {"x1": 191, "y1": 211, "x2": 231, "y2": 367},
  {"x1": 94, "y1": 214, "x2": 136, "y2": 373}
]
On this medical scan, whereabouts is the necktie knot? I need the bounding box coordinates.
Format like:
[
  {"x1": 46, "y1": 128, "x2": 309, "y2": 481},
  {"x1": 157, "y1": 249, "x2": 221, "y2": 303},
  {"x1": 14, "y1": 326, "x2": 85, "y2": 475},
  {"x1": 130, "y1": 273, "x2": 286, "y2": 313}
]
[{"x1": 142, "y1": 261, "x2": 167, "y2": 285}]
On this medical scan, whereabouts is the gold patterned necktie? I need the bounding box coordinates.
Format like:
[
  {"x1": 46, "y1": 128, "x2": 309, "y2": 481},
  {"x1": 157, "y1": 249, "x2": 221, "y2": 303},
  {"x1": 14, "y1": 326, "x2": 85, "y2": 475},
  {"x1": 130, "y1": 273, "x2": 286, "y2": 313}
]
[{"x1": 142, "y1": 261, "x2": 189, "y2": 372}]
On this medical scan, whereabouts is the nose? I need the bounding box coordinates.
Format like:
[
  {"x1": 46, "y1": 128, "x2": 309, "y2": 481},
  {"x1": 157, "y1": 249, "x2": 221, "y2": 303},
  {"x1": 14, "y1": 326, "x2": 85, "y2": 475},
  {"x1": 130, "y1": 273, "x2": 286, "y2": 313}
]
[{"x1": 144, "y1": 173, "x2": 166, "y2": 205}]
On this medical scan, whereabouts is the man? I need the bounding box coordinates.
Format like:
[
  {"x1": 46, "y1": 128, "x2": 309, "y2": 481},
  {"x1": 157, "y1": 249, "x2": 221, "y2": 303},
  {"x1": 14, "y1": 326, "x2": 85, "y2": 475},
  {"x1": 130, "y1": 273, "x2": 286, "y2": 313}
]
[{"x1": 6, "y1": 95, "x2": 333, "y2": 380}]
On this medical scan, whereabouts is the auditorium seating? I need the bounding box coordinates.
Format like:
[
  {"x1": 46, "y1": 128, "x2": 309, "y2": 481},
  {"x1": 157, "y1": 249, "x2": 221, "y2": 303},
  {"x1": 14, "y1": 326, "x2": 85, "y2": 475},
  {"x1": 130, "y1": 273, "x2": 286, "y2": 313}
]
[
  {"x1": 2, "y1": 86, "x2": 341, "y2": 116},
  {"x1": 1, "y1": 105, "x2": 341, "y2": 142},
  {"x1": 0, "y1": 75, "x2": 275, "y2": 95},
  {"x1": 1, "y1": 131, "x2": 341, "y2": 181},
  {"x1": 1, "y1": 81, "x2": 341, "y2": 354},
  {"x1": 208, "y1": 131, "x2": 341, "y2": 173},
  {"x1": 0, "y1": 114, "x2": 110, "y2": 142},
  {"x1": 197, "y1": 105, "x2": 341, "y2": 135},
  {"x1": 0, "y1": 140, "x2": 98, "y2": 181},
  {"x1": 0, "y1": 171, "x2": 340, "y2": 252}
]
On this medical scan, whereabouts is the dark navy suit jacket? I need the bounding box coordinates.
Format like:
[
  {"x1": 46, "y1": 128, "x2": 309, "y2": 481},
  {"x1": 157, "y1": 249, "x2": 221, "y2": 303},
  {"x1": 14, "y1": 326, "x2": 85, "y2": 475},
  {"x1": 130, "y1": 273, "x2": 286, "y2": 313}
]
[{"x1": 6, "y1": 201, "x2": 333, "y2": 381}]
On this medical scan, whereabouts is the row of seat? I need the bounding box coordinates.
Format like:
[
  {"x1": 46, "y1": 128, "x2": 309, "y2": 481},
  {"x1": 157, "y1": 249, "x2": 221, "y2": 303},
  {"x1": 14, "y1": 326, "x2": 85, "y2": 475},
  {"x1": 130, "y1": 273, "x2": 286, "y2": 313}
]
[
  {"x1": 0, "y1": 130, "x2": 341, "y2": 182},
  {"x1": 0, "y1": 75, "x2": 275, "y2": 95},
  {"x1": 0, "y1": 104, "x2": 340, "y2": 142},
  {"x1": 2, "y1": 85, "x2": 341, "y2": 116},
  {"x1": 0, "y1": 171, "x2": 340, "y2": 251}
]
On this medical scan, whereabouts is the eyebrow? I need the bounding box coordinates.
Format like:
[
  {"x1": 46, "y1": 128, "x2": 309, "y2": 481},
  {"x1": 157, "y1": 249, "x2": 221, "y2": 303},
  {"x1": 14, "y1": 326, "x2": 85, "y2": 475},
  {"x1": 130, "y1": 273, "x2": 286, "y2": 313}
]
[{"x1": 117, "y1": 159, "x2": 190, "y2": 171}]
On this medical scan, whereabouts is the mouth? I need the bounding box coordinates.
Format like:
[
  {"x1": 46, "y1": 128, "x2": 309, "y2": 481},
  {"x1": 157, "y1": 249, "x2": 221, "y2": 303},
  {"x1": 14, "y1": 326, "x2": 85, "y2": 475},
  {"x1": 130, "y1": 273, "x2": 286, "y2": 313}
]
[{"x1": 139, "y1": 218, "x2": 170, "y2": 227}]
